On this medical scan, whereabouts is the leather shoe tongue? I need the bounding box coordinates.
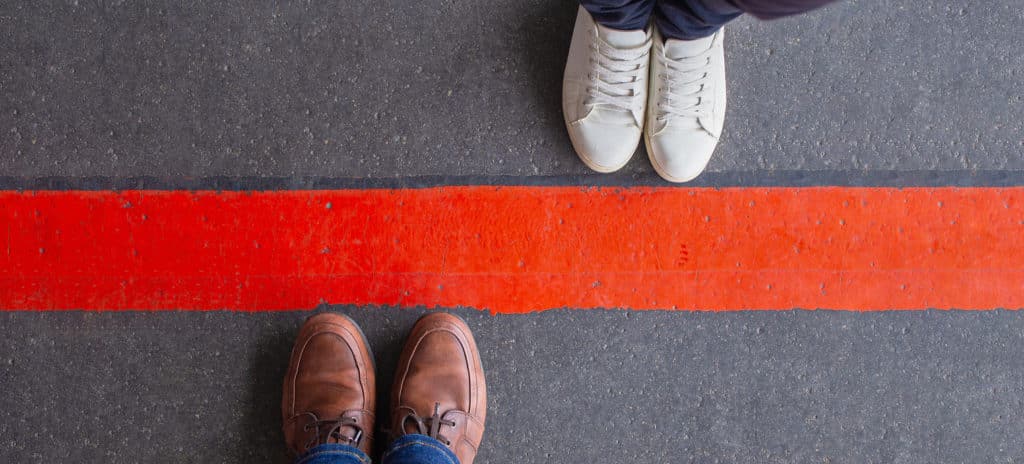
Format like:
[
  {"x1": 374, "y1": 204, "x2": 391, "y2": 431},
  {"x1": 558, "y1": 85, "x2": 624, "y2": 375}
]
[{"x1": 665, "y1": 35, "x2": 714, "y2": 60}]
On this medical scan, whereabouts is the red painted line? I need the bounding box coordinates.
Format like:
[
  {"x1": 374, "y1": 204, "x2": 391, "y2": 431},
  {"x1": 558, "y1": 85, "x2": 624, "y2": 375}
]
[{"x1": 1, "y1": 187, "x2": 1023, "y2": 313}]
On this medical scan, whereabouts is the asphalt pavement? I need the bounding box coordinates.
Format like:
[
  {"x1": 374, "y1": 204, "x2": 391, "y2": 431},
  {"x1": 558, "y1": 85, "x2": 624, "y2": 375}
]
[{"x1": 2, "y1": 1, "x2": 1024, "y2": 462}]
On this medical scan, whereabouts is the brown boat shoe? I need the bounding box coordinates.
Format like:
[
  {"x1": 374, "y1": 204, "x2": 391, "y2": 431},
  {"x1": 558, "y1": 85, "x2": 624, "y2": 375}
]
[
  {"x1": 390, "y1": 313, "x2": 487, "y2": 464},
  {"x1": 282, "y1": 313, "x2": 376, "y2": 458}
]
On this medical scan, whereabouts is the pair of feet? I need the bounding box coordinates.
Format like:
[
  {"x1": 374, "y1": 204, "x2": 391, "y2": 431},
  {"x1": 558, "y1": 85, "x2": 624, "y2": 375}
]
[
  {"x1": 283, "y1": 312, "x2": 486, "y2": 463},
  {"x1": 563, "y1": 6, "x2": 726, "y2": 182}
]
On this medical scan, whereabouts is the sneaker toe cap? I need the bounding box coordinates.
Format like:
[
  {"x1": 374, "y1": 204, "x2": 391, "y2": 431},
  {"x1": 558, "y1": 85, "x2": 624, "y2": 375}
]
[
  {"x1": 648, "y1": 131, "x2": 719, "y2": 183},
  {"x1": 569, "y1": 120, "x2": 641, "y2": 173}
]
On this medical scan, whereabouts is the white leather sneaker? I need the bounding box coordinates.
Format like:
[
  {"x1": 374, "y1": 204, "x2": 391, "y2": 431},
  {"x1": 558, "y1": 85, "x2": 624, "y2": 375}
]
[
  {"x1": 563, "y1": 6, "x2": 652, "y2": 173},
  {"x1": 645, "y1": 28, "x2": 726, "y2": 183}
]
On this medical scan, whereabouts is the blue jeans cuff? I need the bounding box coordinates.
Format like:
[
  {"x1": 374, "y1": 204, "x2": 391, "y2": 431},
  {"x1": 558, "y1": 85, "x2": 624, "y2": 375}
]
[
  {"x1": 382, "y1": 434, "x2": 460, "y2": 464},
  {"x1": 296, "y1": 443, "x2": 371, "y2": 464}
]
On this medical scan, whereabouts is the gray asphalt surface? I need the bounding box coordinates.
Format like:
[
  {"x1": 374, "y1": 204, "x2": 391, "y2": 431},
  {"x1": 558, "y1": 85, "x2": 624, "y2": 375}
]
[
  {"x1": 3, "y1": 0, "x2": 1023, "y2": 179},
  {"x1": 3, "y1": 309, "x2": 1024, "y2": 464},
  {"x1": 3, "y1": 0, "x2": 1024, "y2": 463}
]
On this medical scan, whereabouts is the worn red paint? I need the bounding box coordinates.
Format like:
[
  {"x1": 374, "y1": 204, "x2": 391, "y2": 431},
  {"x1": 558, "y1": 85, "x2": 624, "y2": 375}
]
[{"x1": 2, "y1": 187, "x2": 1023, "y2": 312}]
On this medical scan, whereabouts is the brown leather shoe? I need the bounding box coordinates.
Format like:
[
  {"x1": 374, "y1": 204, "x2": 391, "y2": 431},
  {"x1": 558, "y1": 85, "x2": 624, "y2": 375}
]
[
  {"x1": 282, "y1": 313, "x2": 376, "y2": 457},
  {"x1": 390, "y1": 313, "x2": 487, "y2": 464}
]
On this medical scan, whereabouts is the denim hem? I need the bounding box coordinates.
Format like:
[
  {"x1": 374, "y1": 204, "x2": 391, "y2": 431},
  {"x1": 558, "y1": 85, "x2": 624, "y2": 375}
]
[
  {"x1": 296, "y1": 443, "x2": 371, "y2": 464},
  {"x1": 382, "y1": 434, "x2": 460, "y2": 464}
]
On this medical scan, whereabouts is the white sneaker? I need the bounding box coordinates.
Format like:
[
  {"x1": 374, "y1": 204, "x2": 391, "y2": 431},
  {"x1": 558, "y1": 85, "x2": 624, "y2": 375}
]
[
  {"x1": 645, "y1": 28, "x2": 726, "y2": 183},
  {"x1": 563, "y1": 6, "x2": 652, "y2": 173}
]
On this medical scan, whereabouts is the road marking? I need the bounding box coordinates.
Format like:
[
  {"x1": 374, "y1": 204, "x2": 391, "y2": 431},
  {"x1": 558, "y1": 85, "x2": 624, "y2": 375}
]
[{"x1": 2, "y1": 187, "x2": 1022, "y2": 312}]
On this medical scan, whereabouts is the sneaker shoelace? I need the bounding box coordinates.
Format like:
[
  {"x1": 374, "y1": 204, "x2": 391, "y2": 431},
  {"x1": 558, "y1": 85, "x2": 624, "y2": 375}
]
[
  {"x1": 656, "y1": 47, "x2": 714, "y2": 122},
  {"x1": 585, "y1": 37, "x2": 652, "y2": 115},
  {"x1": 298, "y1": 412, "x2": 364, "y2": 450},
  {"x1": 398, "y1": 402, "x2": 457, "y2": 446}
]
